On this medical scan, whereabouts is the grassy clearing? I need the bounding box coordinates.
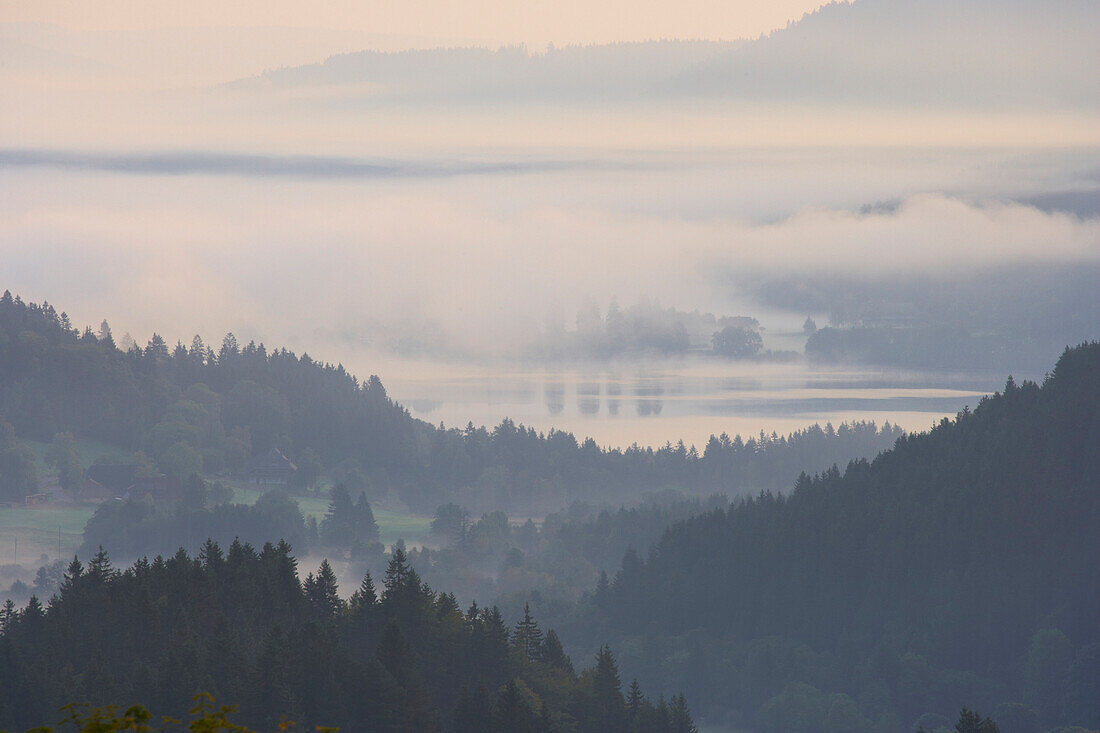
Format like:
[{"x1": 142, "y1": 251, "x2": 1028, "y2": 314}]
[
  {"x1": 1, "y1": 454, "x2": 432, "y2": 566},
  {"x1": 0, "y1": 505, "x2": 94, "y2": 564}
]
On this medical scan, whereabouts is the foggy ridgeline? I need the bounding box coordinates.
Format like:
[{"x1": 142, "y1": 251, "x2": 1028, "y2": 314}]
[
  {"x1": 0, "y1": 542, "x2": 695, "y2": 732},
  {"x1": 572, "y1": 343, "x2": 1100, "y2": 732},
  {"x1": 0, "y1": 292, "x2": 902, "y2": 517}
]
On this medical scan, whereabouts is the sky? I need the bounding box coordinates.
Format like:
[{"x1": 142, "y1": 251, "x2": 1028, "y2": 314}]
[{"x1": 1, "y1": 0, "x2": 826, "y2": 47}]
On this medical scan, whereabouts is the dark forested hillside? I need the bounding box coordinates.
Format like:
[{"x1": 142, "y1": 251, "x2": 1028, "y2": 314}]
[
  {"x1": 0, "y1": 542, "x2": 695, "y2": 732},
  {"x1": 0, "y1": 293, "x2": 902, "y2": 513},
  {"x1": 582, "y1": 343, "x2": 1100, "y2": 732}
]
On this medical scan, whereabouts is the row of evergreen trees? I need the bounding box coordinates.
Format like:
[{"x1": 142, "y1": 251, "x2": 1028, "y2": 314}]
[{"x1": 0, "y1": 540, "x2": 694, "y2": 732}]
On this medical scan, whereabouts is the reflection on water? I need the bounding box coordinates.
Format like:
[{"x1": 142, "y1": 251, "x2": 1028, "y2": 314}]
[
  {"x1": 371, "y1": 357, "x2": 999, "y2": 448},
  {"x1": 635, "y1": 379, "x2": 664, "y2": 417},
  {"x1": 606, "y1": 380, "x2": 622, "y2": 416},
  {"x1": 545, "y1": 382, "x2": 565, "y2": 415},
  {"x1": 578, "y1": 383, "x2": 601, "y2": 415}
]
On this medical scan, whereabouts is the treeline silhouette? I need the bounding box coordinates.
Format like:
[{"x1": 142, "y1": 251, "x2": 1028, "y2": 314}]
[
  {"x1": 576, "y1": 343, "x2": 1100, "y2": 732},
  {"x1": 0, "y1": 292, "x2": 902, "y2": 512},
  {"x1": 0, "y1": 542, "x2": 695, "y2": 732}
]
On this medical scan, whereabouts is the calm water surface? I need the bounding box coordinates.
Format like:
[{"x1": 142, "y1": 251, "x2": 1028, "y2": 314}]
[{"x1": 371, "y1": 357, "x2": 999, "y2": 448}]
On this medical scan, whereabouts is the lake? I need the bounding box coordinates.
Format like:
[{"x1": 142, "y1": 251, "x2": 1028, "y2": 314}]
[{"x1": 369, "y1": 354, "x2": 1000, "y2": 448}]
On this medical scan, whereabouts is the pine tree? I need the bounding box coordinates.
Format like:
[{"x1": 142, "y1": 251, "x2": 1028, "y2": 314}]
[
  {"x1": 541, "y1": 630, "x2": 574, "y2": 674},
  {"x1": 590, "y1": 645, "x2": 627, "y2": 733},
  {"x1": 145, "y1": 333, "x2": 169, "y2": 361},
  {"x1": 320, "y1": 485, "x2": 355, "y2": 546},
  {"x1": 22, "y1": 595, "x2": 44, "y2": 622},
  {"x1": 305, "y1": 559, "x2": 342, "y2": 618},
  {"x1": 199, "y1": 539, "x2": 225, "y2": 569},
  {"x1": 97, "y1": 320, "x2": 115, "y2": 349},
  {"x1": 953, "y1": 708, "x2": 1000, "y2": 733},
  {"x1": 355, "y1": 492, "x2": 380, "y2": 542},
  {"x1": 383, "y1": 545, "x2": 411, "y2": 601},
  {"x1": 594, "y1": 570, "x2": 611, "y2": 609},
  {"x1": 627, "y1": 678, "x2": 644, "y2": 720},
  {"x1": 513, "y1": 602, "x2": 544, "y2": 661},
  {"x1": 669, "y1": 694, "x2": 697, "y2": 733},
  {"x1": 350, "y1": 571, "x2": 377, "y2": 613},
  {"x1": 0, "y1": 599, "x2": 15, "y2": 631},
  {"x1": 59, "y1": 556, "x2": 84, "y2": 594},
  {"x1": 87, "y1": 546, "x2": 115, "y2": 584}
]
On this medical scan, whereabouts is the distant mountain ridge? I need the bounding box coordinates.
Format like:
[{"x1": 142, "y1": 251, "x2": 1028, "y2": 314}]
[
  {"x1": 238, "y1": 40, "x2": 741, "y2": 103},
  {"x1": 672, "y1": 0, "x2": 1099, "y2": 110},
  {"x1": 240, "y1": 0, "x2": 1098, "y2": 111}
]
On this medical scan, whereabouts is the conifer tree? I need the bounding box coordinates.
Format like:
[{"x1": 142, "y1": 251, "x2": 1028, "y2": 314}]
[
  {"x1": 355, "y1": 491, "x2": 380, "y2": 542},
  {"x1": 304, "y1": 559, "x2": 342, "y2": 618},
  {"x1": 0, "y1": 599, "x2": 14, "y2": 632},
  {"x1": 97, "y1": 320, "x2": 115, "y2": 349},
  {"x1": 199, "y1": 539, "x2": 224, "y2": 569},
  {"x1": 542, "y1": 629, "x2": 574, "y2": 674},
  {"x1": 59, "y1": 556, "x2": 83, "y2": 593},
  {"x1": 627, "y1": 678, "x2": 644, "y2": 720},
  {"x1": 590, "y1": 645, "x2": 628, "y2": 732},
  {"x1": 594, "y1": 570, "x2": 611, "y2": 609},
  {"x1": 22, "y1": 595, "x2": 44, "y2": 622},
  {"x1": 952, "y1": 708, "x2": 1000, "y2": 733},
  {"x1": 87, "y1": 546, "x2": 114, "y2": 583},
  {"x1": 350, "y1": 571, "x2": 378, "y2": 612},
  {"x1": 513, "y1": 602, "x2": 544, "y2": 661},
  {"x1": 383, "y1": 545, "x2": 412, "y2": 600},
  {"x1": 669, "y1": 694, "x2": 697, "y2": 733},
  {"x1": 320, "y1": 485, "x2": 355, "y2": 546}
]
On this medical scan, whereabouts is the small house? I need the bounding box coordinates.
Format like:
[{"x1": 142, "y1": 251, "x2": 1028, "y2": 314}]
[
  {"x1": 80, "y1": 464, "x2": 168, "y2": 503},
  {"x1": 244, "y1": 448, "x2": 297, "y2": 486}
]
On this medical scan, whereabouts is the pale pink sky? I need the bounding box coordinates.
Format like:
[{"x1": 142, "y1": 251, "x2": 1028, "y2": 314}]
[{"x1": 1, "y1": 0, "x2": 829, "y2": 46}]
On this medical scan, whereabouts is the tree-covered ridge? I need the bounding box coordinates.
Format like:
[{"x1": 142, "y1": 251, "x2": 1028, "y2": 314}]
[
  {"x1": 0, "y1": 292, "x2": 903, "y2": 512},
  {"x1": 581, "y1": 343, "x2": 1100, "y2": 732},
  {"x1": 0, "y1": 541, "x2": 693, "y2": 733}
]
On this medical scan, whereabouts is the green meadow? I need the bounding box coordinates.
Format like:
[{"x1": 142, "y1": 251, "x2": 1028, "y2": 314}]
[
  {"x1": 1, "y1": 435, "x2": 431, "y2": 571},
  {"x1": 0, "y1": 505, "x2": 93, "y2": 565}
]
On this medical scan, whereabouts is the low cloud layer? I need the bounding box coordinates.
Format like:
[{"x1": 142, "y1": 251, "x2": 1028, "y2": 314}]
[
  {"x1": 0, "y1": 149, "x2": 641, "y2": 180},
  {"x1": 2, "y1": 154, "x2": 1096, "y2": 363}
]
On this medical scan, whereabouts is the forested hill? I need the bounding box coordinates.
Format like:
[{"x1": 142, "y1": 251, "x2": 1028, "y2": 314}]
[
  {"x1": 584, "y1": 343, "x2": 1100, "y2": 732},
  {"x1": 0, "y1": 293, "x2": 903, "y2": 512}
]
